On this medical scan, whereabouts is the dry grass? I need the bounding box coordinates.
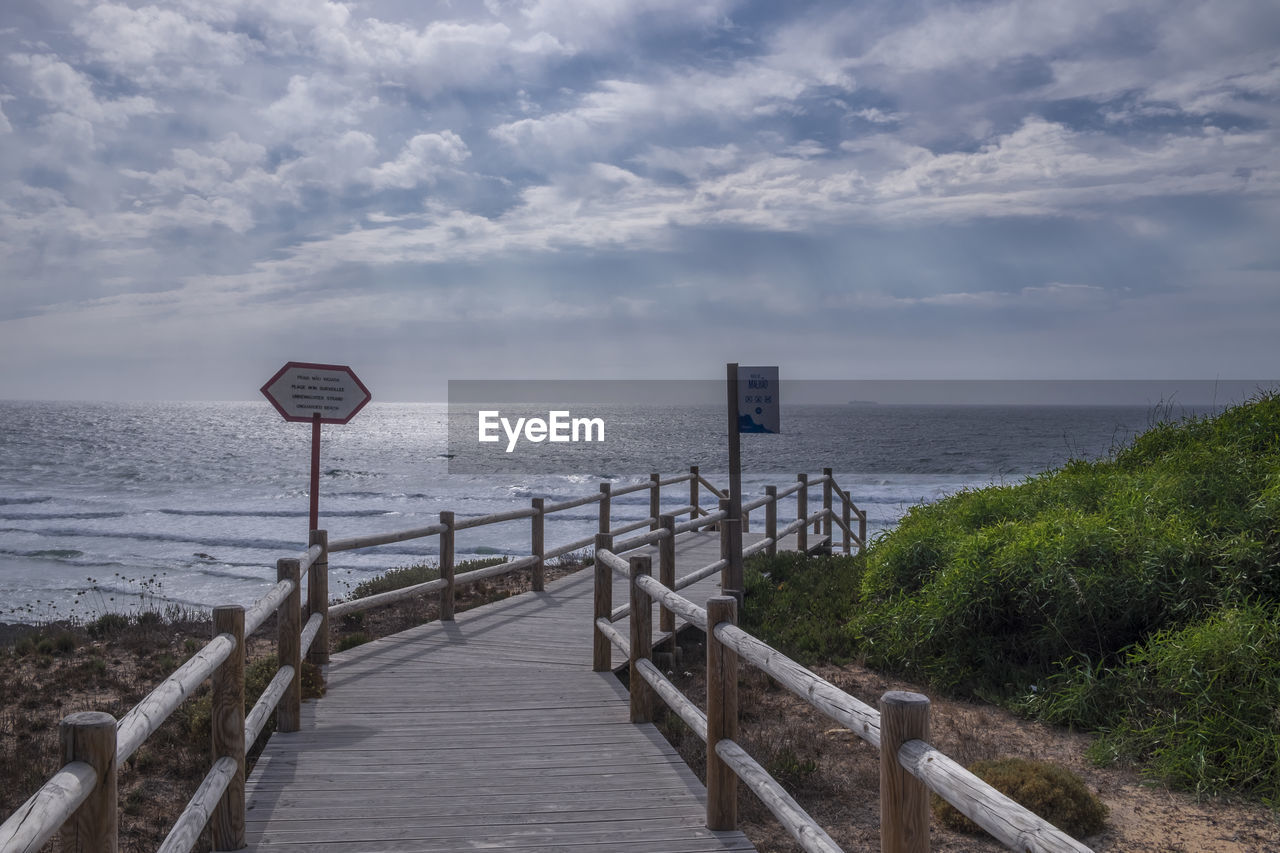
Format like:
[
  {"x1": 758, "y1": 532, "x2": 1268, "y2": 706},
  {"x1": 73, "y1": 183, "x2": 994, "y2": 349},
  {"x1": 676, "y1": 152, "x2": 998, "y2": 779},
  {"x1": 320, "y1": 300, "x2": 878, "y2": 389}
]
[
  {"x1": 1, "y1": 615, "x2": 219, "y2": 852},
  {"x1": 650, "y1": 630, "x2": 1280, "y2": 853},
  {"x1": 0, "y1": 558, "x2": 586, "y2": 852}
]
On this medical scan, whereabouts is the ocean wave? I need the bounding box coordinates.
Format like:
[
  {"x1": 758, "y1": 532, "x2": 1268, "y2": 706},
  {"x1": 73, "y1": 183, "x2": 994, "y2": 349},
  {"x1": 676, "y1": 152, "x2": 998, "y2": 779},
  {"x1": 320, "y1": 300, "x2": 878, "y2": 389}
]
[
  {"x1": 0, "y1": 548, "x2": 86, "y2": 560},
  {"x1": 0, "y1": 496, "x2": 52, "y2": 506},
  {"x1": 0, "y1": 527, "x2": 298, "y2": 552},
  {"x1": 0, "y1": 511, "x2": 127, "y2": 521},
  {"x1": 158, "y1": 508, "x2": 396, "y2": 519}
]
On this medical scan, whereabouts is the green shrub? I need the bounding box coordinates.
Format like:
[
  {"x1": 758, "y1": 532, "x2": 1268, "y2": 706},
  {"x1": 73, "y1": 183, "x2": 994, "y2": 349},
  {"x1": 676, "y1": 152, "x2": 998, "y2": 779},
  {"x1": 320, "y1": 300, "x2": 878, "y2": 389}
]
[
  {"x1": 742, "y1": 551, "x2": 864, "y2": 664},
  {"x1": 933, "y1": 757, "x2": 1107, "y2": 839},
  {"x1": 745, "y1": 393, "x2": 1280, "y2": 800},
  {"x1": 87, "y1": 612, "x2": 130, "y2": 638},
  {"x1": 1090, "y1": 604, "x2": 1280, "y2": 803}
]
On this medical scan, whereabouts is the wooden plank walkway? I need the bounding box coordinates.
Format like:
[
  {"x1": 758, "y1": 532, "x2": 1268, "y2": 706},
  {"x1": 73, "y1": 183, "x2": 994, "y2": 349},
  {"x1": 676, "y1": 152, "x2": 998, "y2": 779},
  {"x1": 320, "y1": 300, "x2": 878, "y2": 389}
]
[{"x1": 241, "y1": 530, "x2": 797, "y2": 851}]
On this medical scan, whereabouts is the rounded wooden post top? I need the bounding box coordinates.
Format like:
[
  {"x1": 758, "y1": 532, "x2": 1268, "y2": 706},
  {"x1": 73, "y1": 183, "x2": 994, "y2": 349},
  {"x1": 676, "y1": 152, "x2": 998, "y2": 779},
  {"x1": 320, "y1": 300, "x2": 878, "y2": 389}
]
[
  {"x1": 531, "y1": 497, "x2": 544, "y2": 509},
  {"x1": 61, "y1": 710, "x2": 116, "y2": 730},
  {"x1": 440, "y1": 510, "x2": 455, "y2": 524},
  {"x1": 213, "y1": 604, "x2": 245, "y2": 616},
  {"x1": 660, "y1": 514, "x2": 675, "y2": 527},
  {"x1": 706, "y1": 595, "x2": 737, "y2": 621},
  {"x1": 629, "y1": 554, "x2": 652, "y2": 572},
  {"x1": 600, "y1": 483, "x2": 611, "y2": 494},
  {"x1": 719, "y1": 497, "x2": 730, "y2": 510},
  {"x1": 880, "y1": 690, "x2": 930, "y2": 709},
  {"x1": 309, "y1": 528, "x2": 328, "y2": 546}
]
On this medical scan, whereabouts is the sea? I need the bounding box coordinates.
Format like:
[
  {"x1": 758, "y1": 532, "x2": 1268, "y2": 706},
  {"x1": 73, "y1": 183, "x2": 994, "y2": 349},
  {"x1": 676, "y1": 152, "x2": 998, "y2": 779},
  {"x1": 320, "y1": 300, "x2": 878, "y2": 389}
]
[{"x1": 0, "y1": 400, "x2": 1199, "y2": 624}]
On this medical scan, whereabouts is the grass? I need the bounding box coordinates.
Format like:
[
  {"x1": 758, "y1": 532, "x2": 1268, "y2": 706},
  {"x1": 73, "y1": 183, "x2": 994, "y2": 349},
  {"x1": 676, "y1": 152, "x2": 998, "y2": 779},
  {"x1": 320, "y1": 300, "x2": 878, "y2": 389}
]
[
  {"x1": 741, "y1": 393, "x2": 1280, "y2": 804},
  {"x1": 347, "y1": 556, "x2": 508, "y2": 600}
]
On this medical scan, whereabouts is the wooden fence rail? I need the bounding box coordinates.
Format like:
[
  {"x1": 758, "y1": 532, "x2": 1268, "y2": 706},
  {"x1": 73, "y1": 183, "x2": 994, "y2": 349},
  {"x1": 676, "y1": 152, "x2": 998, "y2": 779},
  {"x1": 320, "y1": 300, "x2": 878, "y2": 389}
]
[
  {"x1": 591, "y1": 539, "x2": 1094, "y2": 853},
  {"x1": 1, "y1": 466, "x2": 866, "y2": 853}
]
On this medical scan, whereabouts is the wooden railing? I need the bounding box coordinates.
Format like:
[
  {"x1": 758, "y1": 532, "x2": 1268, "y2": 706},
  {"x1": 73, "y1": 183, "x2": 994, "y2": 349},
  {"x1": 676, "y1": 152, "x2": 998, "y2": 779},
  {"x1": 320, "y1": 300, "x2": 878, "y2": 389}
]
[
  {"x1": 0, "y1": 466, "x2": 865, "y2": 853},
  {"x1": 0, "y1": 544, "x2": 324, "y2": 853},
  {"x1": 591, "y1": 542, "x2": 1094, "y2": 853}
]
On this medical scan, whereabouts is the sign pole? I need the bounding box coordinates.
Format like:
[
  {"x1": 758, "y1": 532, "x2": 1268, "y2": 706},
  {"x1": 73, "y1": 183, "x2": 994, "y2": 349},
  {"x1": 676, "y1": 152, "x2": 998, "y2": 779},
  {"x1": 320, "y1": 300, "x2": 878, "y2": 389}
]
[
  {"x1": 260, "y1": 361, "x2": 371, "y2": 541},
  {"x1": 726, "y1": 363, "x2": 743, "y2": 601},
  {"x1": 309, "y1": 412, "x2": 321, "y2": 534}
]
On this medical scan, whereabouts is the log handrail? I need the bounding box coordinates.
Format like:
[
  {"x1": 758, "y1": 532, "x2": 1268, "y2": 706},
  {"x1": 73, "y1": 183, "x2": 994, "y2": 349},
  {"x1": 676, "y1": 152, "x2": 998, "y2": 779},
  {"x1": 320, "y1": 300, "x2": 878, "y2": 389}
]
[
  {"x1": 596, "y1": 544, "x2": 1094, "y2": 853},
  {"x1": 244, "y1": 577, "x2": 295, "y2": 637},
  {"x1": 115, "y1": 633, "x2": 236, "y2": 764},
  {"x1": 0, "y1": 762, "x2": 97, "y2": 852},
  {"x1": 155, "y1": 756, "x2": 236, "y2": 853},
  {"x1": 329, "y1": 522, "x2": 448, "y2": 552}
]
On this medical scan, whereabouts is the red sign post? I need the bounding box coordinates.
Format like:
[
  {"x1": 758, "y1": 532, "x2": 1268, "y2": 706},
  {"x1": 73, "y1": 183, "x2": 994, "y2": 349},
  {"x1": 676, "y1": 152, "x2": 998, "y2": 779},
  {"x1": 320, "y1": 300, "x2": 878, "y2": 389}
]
[{"x1": 261, "y1": 362, "x2": 371, "y2": 534}]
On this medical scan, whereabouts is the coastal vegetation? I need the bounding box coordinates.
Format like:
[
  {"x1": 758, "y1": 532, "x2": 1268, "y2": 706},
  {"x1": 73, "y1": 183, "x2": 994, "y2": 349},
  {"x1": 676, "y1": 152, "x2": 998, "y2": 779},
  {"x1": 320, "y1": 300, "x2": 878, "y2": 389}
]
[{"x1": 742, "y1": 393, "x2": 1280, "y2": 804}]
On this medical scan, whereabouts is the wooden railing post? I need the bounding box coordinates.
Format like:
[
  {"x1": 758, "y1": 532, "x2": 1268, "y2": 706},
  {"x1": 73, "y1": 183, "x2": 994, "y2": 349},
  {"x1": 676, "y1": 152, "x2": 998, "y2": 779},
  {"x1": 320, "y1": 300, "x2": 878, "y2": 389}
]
[
  {"x1": 531, "y1": 498, "x2": 545, "y2": 592},
  {"x1": 592, "y1": 533, "x2": 614, "y2": 672},
  {"x1": 440, "y1": 511, "x2": 455, "y2": 620},
  {"x1": 306, "y1": 530, "x2": 329, "y2": 665},
  {"x1": 859, "y1": 509, "x2": 868, "y2": 555},
  {"x1": 277, "y1": 557, "x2": 302, "y2": 733},
  {"x1": 822, "y1": 467, "x2": 834, "y2": 552},
  {"x1": 765, "y1": 485, "x2": 778, "y2": 557},
  {"x1": 211, "y1": 605, "x2": 246, "y2": 851},
  {"x1": 689, "y1": 465, "x2": 700, "y2": 529},
  {"x1": 628, "y1": 555, "x2": 655, "y2": 723},
  {"x1": 796, "y1": 474, "x2": 808, "y2": 553},
  {"x1": 59, "y1": 711, "x2": 117, "y2": 853},
  {"x1": 726, "y1": 516, "x2": 743, "y2": 605},
  {"x1": 842, "y1": 491, "x2": 852, "y2": 555},
  {"x1": 659, "y1": 514, "x2": 677, "y2": 658},
  {"x1": 598, "y1": 483, "x2": 611, "y2": 536},
  {"x1": 706, "y1": 596, "x2": 738, "y2": 832},
  {"x1": 880, "y1": 691, "x2": 931, "y2": 853},
  {"x1": 718, "y1": 498, "x2": 731, "y2": 590},
  {"x1": 649, "y1": 473, "x2": 661, "y2": 532}
]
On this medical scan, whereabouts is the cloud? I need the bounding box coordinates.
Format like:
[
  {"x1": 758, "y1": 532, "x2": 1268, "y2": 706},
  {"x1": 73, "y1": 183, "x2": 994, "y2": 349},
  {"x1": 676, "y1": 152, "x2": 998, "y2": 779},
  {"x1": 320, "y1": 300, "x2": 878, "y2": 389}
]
[
  {"x1": 857, "y1": 0, "x2": 1109, "y2": 74},
  {"x1": 853, "y1": 282, "x2": 1110, "y2": 310},
  {"x1": 261, "y1": 74, "x2": 374, "y2": 137},
  {"x1": 364, "y1": 132, "x2": 470, "y2": 190},
  {"x1": 1, "y1": 0, "x2": 1278, "y2": 398},
  {"x1": 12, "y1": 53, "x2": 159, "y2": 128},
  {"x1": 72, "y1": 3, "x2": 251, "y2": 71}
]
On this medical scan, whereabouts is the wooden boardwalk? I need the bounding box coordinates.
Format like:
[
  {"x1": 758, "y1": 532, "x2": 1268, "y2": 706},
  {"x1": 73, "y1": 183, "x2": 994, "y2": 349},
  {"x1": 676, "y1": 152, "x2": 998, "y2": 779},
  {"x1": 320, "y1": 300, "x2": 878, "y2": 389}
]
[{"x1": 242, "y1": 531, "x2": 780, "y2": 851}]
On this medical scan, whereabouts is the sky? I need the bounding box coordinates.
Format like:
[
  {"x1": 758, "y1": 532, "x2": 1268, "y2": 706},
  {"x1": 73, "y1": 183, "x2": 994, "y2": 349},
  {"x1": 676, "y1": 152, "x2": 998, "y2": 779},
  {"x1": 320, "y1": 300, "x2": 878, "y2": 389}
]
[{"x1": 1, "y1": 0, "x2": 1277, "y2": 402}]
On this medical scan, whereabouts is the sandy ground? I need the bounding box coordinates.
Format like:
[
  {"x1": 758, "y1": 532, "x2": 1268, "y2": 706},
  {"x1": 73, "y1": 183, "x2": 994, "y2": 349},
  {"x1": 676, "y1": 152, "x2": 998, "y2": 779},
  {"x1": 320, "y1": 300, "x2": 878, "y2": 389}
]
[{"x1": 718, "y1": 660, "x2": 1280, "y2": 853}]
